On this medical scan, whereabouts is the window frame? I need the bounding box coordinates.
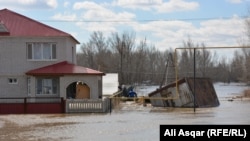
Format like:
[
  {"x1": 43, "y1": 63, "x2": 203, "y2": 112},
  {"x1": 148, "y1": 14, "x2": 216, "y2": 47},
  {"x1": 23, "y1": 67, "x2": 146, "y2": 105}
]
[
  {"x1": 27, "y1": 42, "x2": 57, "y2": 61},
  {"x1": 36, "y1": 77, "x2": 59, "y2": 95},
  {"x1": 8, "y1": 78, "x2": 18, "y2": 84}
]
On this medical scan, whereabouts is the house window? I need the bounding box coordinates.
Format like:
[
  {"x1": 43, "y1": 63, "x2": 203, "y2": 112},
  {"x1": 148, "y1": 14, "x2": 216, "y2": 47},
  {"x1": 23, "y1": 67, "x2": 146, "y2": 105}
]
[
  {"x1": 36, "y1": 78, "x2": 59, "y2": 95},
  {"x1": 8, "y1": 78, "x2": 18, "y2": 84},
  {"x1": 27, "y1": 43, "x2": 56, "y2": 60}
]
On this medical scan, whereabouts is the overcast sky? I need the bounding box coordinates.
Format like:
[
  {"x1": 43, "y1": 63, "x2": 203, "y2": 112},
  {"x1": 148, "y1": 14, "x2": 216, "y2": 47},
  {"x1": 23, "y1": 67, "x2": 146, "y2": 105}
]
[{"x1": 0, "y1": 0, "x2": 249, "y2": 53}]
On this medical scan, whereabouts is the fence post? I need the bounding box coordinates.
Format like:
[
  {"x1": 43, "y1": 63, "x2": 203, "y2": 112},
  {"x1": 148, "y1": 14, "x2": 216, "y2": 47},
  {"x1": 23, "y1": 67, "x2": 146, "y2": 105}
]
[
  {"x1": 109, "y1": 98, "x2": 112, "y2": 114},
  {"x1": 61, "y1": 97, "x2": 65, "y2": 113},
  {"x1": 24, "y1": 97, "x2": 27, "y2": 114}
]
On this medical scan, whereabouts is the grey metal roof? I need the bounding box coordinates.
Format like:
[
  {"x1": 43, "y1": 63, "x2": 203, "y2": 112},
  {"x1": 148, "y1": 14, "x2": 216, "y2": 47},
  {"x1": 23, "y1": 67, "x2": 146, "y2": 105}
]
[{"x1": 148, "y1": 77, "x2": 220, "y2": 107}]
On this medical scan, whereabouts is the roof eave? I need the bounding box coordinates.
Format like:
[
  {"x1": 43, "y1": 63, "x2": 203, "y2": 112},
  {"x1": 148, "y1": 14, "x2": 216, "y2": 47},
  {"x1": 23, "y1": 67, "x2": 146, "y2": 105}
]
[
  {"x1": 71, "y1": 36, "x2": 80, "y2": 44},
  {"x1": 26, "y1": 73, "x2": 105, "y2": 76},
  {"x1": 0, "y1": 32, "x2": 10, "y2": 36}
]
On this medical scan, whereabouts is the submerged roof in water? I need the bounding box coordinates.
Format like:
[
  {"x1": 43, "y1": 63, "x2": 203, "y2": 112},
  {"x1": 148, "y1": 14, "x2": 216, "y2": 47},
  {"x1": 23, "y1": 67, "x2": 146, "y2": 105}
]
[{"x1": 148, "y1": 77, "x2": 220, "y2": 108}]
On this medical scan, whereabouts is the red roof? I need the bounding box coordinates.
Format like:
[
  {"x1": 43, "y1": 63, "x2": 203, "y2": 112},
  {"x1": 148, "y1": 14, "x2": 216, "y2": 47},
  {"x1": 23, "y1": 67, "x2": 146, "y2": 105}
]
[
  {"x1": 26, "y1": 61, "x2": 105, "y2": 76},
  {"x1": 0, "y1": 8, "x2": 79, "y2": 43}
]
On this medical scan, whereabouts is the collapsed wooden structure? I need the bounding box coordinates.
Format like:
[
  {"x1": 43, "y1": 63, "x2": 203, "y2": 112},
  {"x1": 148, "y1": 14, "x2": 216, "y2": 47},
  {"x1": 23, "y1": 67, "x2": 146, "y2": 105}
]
[{"x1": 148, "y1": 77, "x2": 220, "y2": 108}]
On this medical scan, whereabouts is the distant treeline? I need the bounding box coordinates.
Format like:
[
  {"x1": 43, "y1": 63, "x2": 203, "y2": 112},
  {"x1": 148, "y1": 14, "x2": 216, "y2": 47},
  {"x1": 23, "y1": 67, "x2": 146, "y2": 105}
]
[{"x1": 76, "y1": 30, "x2": 250, "y2": 86}]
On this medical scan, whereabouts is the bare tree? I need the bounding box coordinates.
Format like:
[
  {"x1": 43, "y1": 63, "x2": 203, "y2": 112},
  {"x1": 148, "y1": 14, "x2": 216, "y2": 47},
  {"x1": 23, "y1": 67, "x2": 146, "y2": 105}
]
[
  {"x1": 178, "y1": 38, "x2": 216, "y2": 80},
  {"x1": 240, "y1": 47, "x2": 250, "y2": 83},
  {"x1": 178, "y1": 38, "x2": 195, "y2": 78},
  {"x1": 131, "y1": 38, "x2": 148, "y2": 84},
  {"x1": 230, "y1": 50, "x2": 244, "y2": 82},
  {"x1": 79, "y1": 31, "x2": 246, "y2": 86},
  {"x1": 90, "y1": 31, "x2": 112, "y2": 71},
  {"x1": 108, "y1": 31, "x2": 136, "y2": 84},
  {"x1": 77, "y1": 31, "x2": 114, "y2": 71},
  {"x1": 147, "y1": 46, "x2": 165, "y2": 84},
  {"x1": 214, "y1": 57, "x2": 230, "y2": 83},
  {"x1": 77, "y1": 42, "x2": 96, "y2": 69},
  {"x1": 196, "y1": 43, "x2": 215, "y2": 78}
]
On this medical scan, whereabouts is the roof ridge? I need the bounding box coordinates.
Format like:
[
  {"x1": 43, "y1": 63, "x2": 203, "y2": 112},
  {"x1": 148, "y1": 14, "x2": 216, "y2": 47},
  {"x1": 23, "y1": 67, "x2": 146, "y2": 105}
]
[
  {"x1": 26, "y1": 61, "x2": 105, "y2": 76},
  {"x1": 0, "y1": 8, "x2": 80, "y2": 43},
  {"x1": 0, "y1": 8, "x2": 69, "y2": 35},
  {"x1": 39, "y1": 61, "x2": 68, "y2": 68}
]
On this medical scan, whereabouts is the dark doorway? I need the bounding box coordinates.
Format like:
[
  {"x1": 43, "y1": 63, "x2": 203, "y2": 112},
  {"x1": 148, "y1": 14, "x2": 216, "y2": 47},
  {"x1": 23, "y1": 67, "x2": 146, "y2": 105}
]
[{"x1": 66, "y1": 82, "x2": 77, "y2": 99}]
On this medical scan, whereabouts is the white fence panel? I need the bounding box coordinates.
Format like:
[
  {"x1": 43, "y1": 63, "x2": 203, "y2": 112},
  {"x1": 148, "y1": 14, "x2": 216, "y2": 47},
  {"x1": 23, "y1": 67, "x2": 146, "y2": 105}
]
[{"x1": 66, "y1": 98, "x2": 110, "y2": 113}]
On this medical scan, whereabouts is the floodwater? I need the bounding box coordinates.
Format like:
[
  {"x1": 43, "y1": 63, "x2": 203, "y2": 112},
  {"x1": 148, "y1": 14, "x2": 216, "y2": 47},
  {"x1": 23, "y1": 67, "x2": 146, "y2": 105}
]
[{"x1": 0, "y1": 83, "x2": 250, "y2": 141}]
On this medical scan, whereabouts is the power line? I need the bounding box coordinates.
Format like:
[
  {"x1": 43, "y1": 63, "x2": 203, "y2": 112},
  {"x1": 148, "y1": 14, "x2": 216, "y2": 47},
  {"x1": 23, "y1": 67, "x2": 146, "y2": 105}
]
[{"x1": 39, "y1": 16, "x2": 248, "y2": 23}]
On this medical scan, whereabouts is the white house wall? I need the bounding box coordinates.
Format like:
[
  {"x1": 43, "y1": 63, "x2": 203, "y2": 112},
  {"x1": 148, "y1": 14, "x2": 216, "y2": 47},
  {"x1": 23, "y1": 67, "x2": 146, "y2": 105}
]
[
  {"x1": 60, "y1": 75, "x2": 102, "y2": 99},
  {"x1": 0, "y1": 36, "x2": 76, "y2": 73},
  {"x1": 0, "y1": 75, "x2": 27, "y2": 98},
  {"x1": 28, "y1": 76, "x2": 36, "y2": 98},
  {"x1": 23, "y1": 75, "x2": 102, "y2": 100},
  {"x1": 0, "y1": 36, "x2": 77, "y2": 97},
  {"x1": 64, "y1": 38, "x2": 77, "y2": 64}
]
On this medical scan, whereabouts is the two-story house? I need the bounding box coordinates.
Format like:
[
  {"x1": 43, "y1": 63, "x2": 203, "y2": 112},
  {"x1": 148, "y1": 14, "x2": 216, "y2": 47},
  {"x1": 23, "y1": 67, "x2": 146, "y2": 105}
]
[{"x1": 0, "y1": 8, "x2": 105, "y2": 108}]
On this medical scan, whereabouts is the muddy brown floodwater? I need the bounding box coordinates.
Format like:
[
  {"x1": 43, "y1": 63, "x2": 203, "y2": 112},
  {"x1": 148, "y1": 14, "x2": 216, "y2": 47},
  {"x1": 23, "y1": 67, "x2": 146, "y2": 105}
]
[{"x1": 0, "y1": 83, "x2": 250, "y2": 141}]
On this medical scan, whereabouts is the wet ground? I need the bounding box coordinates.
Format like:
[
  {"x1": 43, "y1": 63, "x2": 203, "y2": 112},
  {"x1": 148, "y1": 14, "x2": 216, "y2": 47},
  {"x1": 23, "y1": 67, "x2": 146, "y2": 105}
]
[{"x1": 0, "y1": 83, "x2": 250, "y2": 141}]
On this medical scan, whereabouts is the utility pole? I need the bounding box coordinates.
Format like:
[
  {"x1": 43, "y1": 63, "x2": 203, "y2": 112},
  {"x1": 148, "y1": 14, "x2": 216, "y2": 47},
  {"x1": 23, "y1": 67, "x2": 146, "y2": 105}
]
[
  {"x1": 160, "y1": 53, "x2": 175, "y2": 88},
  {"x1": 193, "y1": 48, "x2": 196, "y2": 113}
]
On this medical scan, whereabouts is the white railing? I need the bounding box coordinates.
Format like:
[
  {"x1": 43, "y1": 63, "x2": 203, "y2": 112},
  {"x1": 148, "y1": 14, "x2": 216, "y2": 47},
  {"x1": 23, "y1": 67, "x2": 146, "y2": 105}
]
[{"x1": 65, "y1": 98, "x2": 110, "y2": 113}]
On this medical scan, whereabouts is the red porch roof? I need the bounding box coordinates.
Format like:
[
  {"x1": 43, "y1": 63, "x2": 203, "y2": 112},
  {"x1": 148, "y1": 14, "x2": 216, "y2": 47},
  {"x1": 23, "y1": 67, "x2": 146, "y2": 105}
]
[
  {"x1": 0, "y1": 8, "x2": 79, "y2": 43},
  {"x1": 26, "y1": 61, "x2": 105, "y2": 76}
]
